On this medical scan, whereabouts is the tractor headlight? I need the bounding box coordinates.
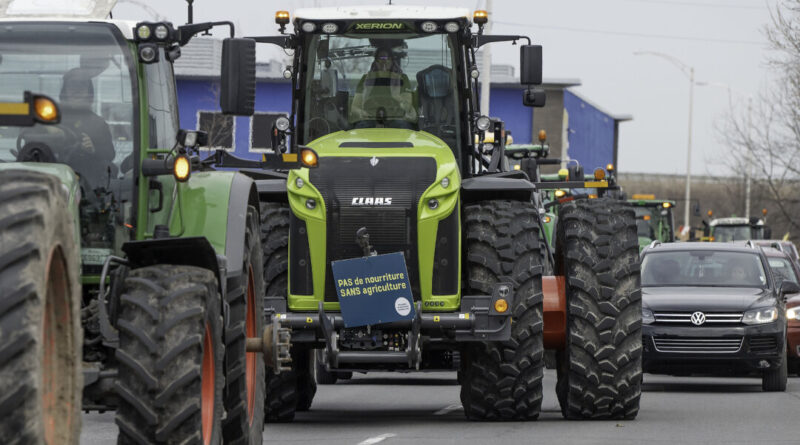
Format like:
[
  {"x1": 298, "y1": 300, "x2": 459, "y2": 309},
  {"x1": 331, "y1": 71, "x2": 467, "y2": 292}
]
[
  {"x1": 301, "y1": 22, "x2": 317, "y2": 33},
  {"x1": 421, "y1": 21, "x2": 437, "y2": 33},
  {"x1": 138, "y1": 44, "x2": 158, "y2": 63},
  {"x1": 275, "y1": 116, "x2": 291, "y2": 132},
  {"x1": 444, "y1": 21, "x2": 460, "y2": 33},
  {"x1": 154, "y1": 24, "x2": 169, "y2": 40},
  {"x1": 136, "y1": 24, "x2": 151, "y2": 40},
  {"x1": 322, "y1": 23, "x2": 338, "y2": 33},
  {"x1": 476, "y1": 115, "x2": 491, "y2": 131},
  {"x1": 742, "y1": 307, "x2": 778, "y2": 325}
]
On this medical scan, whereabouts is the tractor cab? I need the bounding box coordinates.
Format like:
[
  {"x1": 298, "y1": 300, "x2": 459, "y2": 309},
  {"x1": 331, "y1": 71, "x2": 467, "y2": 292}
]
[
  {"x1": 629, "y1": 194, "x2": 676, "y2": 250},
  {"x1": 705, "y1": 216, "x2": 771, "y2": 242}
]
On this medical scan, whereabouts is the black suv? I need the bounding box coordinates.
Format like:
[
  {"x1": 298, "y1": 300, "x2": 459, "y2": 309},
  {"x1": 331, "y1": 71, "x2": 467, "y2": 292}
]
[{"x1": 640, "y1": 241, "x2": 797, "y2": 391}]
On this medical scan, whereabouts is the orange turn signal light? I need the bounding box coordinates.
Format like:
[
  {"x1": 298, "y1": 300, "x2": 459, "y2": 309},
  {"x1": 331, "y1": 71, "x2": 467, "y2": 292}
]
[
  {"x1": 173, "y1": 155, "x2": 191, "y2": 182},
  {"x1": 494, "y1": 298, "x2": 508, "y2": 313},
  {"x1": 301, "y1": 148, "x2": 318, "y2": 168},
  {"x1": 593, "y1": 168, "x2": 606, "y2": 181},
  {"x1": 33, "y1": 96, "x2": 58, "y2": 122}
]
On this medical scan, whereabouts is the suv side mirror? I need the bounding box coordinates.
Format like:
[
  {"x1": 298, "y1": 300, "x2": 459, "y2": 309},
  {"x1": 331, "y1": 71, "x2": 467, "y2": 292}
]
[
  {"x1": 520, "y1": 45, "x2": 542, "y2": 85},
  {"x1": 780, "y1": 280, "x2": 800, "y2": 296},
  {"x1": 220, "y1": 38, "x2": 256, "y2": 116}
]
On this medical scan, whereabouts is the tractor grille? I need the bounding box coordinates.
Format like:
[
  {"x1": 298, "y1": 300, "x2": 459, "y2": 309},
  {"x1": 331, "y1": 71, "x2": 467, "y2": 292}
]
[
  {"x1": 747, "y1": 336, "x2": 778, "y2": 353},
  {"x1": 654, "y1": 312, "x2": 743, "y2": 325},
  {"x1": 308, "y1": 156, "x2": 437, "y2": 302},
  {"x1": 652, "y1": 337, "x2": 743, "y2": 354}
]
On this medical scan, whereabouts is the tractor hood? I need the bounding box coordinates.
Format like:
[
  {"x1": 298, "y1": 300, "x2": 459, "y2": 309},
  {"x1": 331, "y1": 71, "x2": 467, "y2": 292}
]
[{"x1": 306, "y1": 128, "x2": 456, "y2": 162}]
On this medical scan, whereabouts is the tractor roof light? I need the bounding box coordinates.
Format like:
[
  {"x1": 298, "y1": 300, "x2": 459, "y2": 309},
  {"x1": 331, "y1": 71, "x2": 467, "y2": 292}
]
[
  {"x1": 643, "y1": 215, "x2": 651, "y2": 221},
  {"x1": 538, "y1": 129, "x2": 547, "y2": 142},
  {"x1": 593, "y1": 168, "x2": 606, "y2": 181},
  {"x1": 662, "y1": 202, "x2": 672, "y2": 209},
  {"x1": 606, "y1": 163, "x2": 614, "y2": 172},
  {"x1": 173, "y1": 155, "x2": 191, "y2": 182},
  {"x1": 33, "y1": 96, "x2": 59, "y2": 123},
  {"x1": 444, "y1": 21, "x2": 460, "y2": 33},
  {"x1": 476, "y1": 115, "x2": 491, "y2": 131},
  {"x1": 154, "y1": 24, "x2": 170, "y2": 40},
  {"x1": 707, "y1": 210, "x2": 713, "y2": 217},
  {"x1": 275, "y1": 10, "x2": 290, "y2": 25},
  {"x1": 762, "y1": 208, "x2": 768, "y2": 216},
  {"x1": 138, "y1": 44, "x2": 159, "y2": 64},
  {"x1": 473, "y1": 10, "x2": 488, "y2": 25}
]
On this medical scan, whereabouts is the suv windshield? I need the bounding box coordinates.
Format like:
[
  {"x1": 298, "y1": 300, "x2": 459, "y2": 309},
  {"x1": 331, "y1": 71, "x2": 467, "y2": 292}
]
[
  {"x1": 642, "y1": 250, "x2": 768, "y2": 288},
  {"x1": 302, "y1": 32, "x2": 460, "y2": 149},
  {"x1": 0, "y1": 22, "x2": 134, "y2": 190}
]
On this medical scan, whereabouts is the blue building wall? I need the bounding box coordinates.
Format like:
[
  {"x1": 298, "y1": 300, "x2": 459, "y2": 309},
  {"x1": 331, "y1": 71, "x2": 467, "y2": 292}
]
[
  {"x1": 488, "y1": 87, "x2": 532, "y2": 144},
  {"x1": 175, "y1": 79, "x2": 615, "y2": 165},
  {"x1": 563, "y1": 90, "x2": 615, "y2": 170}
]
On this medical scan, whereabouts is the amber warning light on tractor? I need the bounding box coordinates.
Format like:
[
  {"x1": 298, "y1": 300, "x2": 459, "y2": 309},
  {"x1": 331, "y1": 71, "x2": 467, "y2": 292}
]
[
  {"x1": 473, "y1": 10, "x2": 488, "y2": 24},
  {"x1": 173, "y1": 155, "x2": 191, "y2": 182},
  {"x1": 662, "y1": 202, "x2": 672, "y2": 209},
  {"x1": 275, "y1": 11, "x2": 290, "y2": 24}
]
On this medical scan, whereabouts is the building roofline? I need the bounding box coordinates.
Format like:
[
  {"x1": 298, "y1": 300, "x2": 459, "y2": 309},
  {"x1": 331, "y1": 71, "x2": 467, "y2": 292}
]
[{"x1": 566, "y1": 88, "x2": 633, "y2": 122}]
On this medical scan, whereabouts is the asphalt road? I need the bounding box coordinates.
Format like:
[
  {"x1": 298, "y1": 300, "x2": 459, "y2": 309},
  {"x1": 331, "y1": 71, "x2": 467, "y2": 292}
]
[{"x1": 81, "y1": 371, "x2": 800, "y2": 444}]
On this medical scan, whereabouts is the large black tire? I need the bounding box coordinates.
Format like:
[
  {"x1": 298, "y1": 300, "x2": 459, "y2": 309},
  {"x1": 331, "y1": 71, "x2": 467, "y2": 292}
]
[
  {"x1": 554, "y1": 198, "x2": 642, "y2": 420},
  {"x1": 115, "y1": 266, "x2": 224, "y2": 444},
  {"x1": 260, "y1": 203, "x2": 316, "y2": 422},
  {"x1": 459, "y1": 200, "x2": 545, "y2": 421},
  {"x1": 0, "y1": 170, "x2": 82, "y2": 444},
  {"x1": 762, "y1": 351, "x2": 788, "y2": 392},
  {"x1": 223, "y1": 206, "x2": 266, "y2": 444}
]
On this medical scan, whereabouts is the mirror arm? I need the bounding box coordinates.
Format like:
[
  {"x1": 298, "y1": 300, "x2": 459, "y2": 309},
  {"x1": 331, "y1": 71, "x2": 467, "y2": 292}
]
[
  {"x1": 201, "y1": 149, "x2": 303, "y2": 170},
  {"x1": 248, "y1": 35, "x2": 295, "y2": 48},
  {"x1": 472, "y1": 34, "x2": 531, "y2": 48},
  {"x1": 178, "y1": 21, "x2": 235, "y2": 46}
]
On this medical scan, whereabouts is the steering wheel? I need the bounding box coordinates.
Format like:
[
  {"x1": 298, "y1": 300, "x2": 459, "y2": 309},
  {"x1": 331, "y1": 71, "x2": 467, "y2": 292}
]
[{"x1": 16, "y1": 125, "x2": 83, "y2": 164}]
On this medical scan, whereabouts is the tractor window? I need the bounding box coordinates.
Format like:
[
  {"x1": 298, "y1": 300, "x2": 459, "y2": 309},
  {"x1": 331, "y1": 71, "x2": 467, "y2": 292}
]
[
  {"x1": 144, "y1": 51, "x2": 179, "y2": 150},
  {"x1": 714, "y1": 225, "x2": 751, "y2": 242},
  {"x1": 0, "y1": 22, "x2": 134, "y2": 186},
  {"x1": 302, "y1": 32, "x2": 461, "y2": 151}
]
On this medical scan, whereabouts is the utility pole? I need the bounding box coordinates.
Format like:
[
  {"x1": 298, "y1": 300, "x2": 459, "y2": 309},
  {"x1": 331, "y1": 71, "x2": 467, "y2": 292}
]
[
  {"x1": 684, "y1": 66, "x2": 694, "y2": 231},
  {"x1": 480, "y1": 0, "x2": 492, "y2": 116}
]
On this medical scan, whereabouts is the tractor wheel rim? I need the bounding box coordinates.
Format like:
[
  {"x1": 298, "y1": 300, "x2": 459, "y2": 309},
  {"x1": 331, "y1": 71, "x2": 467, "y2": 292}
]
[
  {"x1": 245, "y1": 265, "x2": 257, "y2": 425},
  {"x1": 42, "y1": 247, "x2": 70, "y2": 445},
  {"x1": 201, "y1": 322, "x2": 215, "y2": 445}
]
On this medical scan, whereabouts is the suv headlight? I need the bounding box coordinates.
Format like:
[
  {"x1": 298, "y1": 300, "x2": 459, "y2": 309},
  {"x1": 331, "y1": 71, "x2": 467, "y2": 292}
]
[
  {"x1": 642, "y1": 307, "x2": 655, "y2": 325},
  {"x1": 742, "y1": 307, "x2": 779, "y2": 325},
  {"x1": 787, "y1": 307, "x2": 799, "y2": 321}
]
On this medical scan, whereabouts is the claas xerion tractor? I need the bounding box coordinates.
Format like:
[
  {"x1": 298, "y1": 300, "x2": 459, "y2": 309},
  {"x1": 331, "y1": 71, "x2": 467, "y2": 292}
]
[{"x1": 223, "y1": 5, "x2": 643, "y2": 422}]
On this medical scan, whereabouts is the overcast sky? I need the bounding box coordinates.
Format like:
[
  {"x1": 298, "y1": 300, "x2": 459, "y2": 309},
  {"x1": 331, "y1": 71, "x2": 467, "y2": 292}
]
[{"x1": 113, "y1": 0, "x2": 779, "y2": 176}]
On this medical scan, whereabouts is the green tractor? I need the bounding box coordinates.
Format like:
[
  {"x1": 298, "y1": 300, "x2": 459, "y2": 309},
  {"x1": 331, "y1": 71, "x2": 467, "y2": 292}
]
[
  {"x1": 223, "y1": 5, "x2": 642, "y2": 422},
  {"x1": 628, "y1": 194, "x2": 676, "y2": 251},
  {"x1": 703, "y1": 213, "x2": 771, "y2": 242},
  {"x1": 0, "y1": 7, "x2": 315, "y2": 443}
]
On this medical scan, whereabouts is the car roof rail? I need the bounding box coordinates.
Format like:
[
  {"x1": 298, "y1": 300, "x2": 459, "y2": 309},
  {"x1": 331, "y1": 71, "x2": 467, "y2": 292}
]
[
  {"x1": 770, "y1": 241, "x2": 785, "y2": 252},
  {"x1": 647, "y1": 240, "x2": 661, "y2": 250},
  {"x1": 745, "y1": 240, "x2": 756, "y2": 249}
]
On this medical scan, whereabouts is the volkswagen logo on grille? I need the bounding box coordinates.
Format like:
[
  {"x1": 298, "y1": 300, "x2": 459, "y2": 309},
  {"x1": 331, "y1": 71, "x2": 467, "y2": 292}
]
[{"x1": 690, "y1": 311, "x2": 706, "y2": 326}]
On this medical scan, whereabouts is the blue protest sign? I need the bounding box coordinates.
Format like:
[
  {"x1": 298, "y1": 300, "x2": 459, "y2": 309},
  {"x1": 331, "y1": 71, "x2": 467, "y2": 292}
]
[{"x1": 331, "y1": 252, "x2": 415, "y2": 328}]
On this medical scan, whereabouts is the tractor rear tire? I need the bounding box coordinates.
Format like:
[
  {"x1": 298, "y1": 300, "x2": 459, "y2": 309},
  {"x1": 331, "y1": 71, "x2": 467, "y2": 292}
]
[
  {"x1": 554, "y1": 198, "x2": 642, "y2": 420},
  {"x1": 459, "y1": 200, "x2": 545, "y2": 421},
  {"x1": 0, "y1": 171, "x2": 82, "y2": 444},
  {"x1": 223, "y1": 206, "x2": 266, "y2": 444},
  {"x1": 260, "y1": 203, "x2": 317, "y2": 421},
  {"x1": 115, "y1": 266, "x2": 224, "y2": 444}
]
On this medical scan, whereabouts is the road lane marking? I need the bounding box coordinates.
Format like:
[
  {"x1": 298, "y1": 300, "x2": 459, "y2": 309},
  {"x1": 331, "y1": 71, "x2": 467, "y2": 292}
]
[
  {"x1": 433, "y1": 403, "x2": 462, "y2": 415},
  {"x1": 358, "y1": 433, "x2": 396, "y2": 445}
]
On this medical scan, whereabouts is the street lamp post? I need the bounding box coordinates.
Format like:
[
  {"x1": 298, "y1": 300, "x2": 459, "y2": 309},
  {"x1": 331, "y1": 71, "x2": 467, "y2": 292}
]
[{"x1": 634, "y1": 51, "x2": 695, "y2": 233}]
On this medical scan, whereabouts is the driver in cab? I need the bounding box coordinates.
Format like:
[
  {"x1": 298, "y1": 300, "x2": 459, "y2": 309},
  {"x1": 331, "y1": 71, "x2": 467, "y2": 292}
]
[
  {"x1": 350, "y1": 47, "x2": 418, "y2": 129},
  {"x1": 59, "y1": 68, "x2": 115, "y2": 165}
]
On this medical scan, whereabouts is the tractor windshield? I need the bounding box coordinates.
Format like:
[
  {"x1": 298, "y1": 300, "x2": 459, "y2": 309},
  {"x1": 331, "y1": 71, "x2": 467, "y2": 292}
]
[
  {"x1": 0, "y1": 22, "x2": 135, "y2": 189},
  {"x1": 714, "y1": 225, "x2": 753, "y2": 242},
  {"x1": 301, "y1": 32, "x2": 461, "y2": 149}
]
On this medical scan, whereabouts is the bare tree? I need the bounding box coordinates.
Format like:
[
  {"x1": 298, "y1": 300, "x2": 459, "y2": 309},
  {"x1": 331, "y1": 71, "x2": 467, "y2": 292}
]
[{"x1": 721, "y1": 0, "x2": 800, "y2": 238}]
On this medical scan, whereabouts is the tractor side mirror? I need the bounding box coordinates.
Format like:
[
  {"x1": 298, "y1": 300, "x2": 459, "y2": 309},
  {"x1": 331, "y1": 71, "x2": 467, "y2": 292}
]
[
  {"x1": 520, "y1": 45, "x2": 542, "y2": 85},
  {"x1": 220, "y1": 38, "x2": 256, "y2": 116},
  {"x1": 523, "y1": 88, "x2": 546, "y2": 108}
]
